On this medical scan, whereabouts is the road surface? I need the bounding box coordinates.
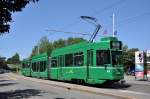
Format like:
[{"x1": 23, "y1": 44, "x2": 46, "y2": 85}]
[{"x1": 0, "y1": 72, "x2": 150, "y2": 99}]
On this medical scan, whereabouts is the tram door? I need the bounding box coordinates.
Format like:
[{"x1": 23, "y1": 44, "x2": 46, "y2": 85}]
[
  {"x1": 58, "y1": 55, "x2": 64, "y2": 80},
  {"x1": 87, "y1": 49, "x2": 93, "y2": 79}
]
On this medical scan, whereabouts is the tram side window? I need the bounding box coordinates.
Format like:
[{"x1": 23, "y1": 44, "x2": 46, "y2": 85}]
[
  {"x1": 36, "y1": 62, "x2": 40, "y2": 72},
  {"x1": 51, "y1": 57, "x2": 57, "y2": 67},
  {"x1": 32, "y1": 63, "x2": 33, "y2": 71},
  {"x1": 65, "y1": 54, "x2": 73, "y2": 66},
  {"x1": 22, "y1": 63, "x2": 29, "y2": 68},
  {"x1": 34, "y1": 63, "x2": 37, "y2": 72},
  {"x1": 96, "y1": 50, "x2": 110, "y2": 66},
  {"x1": 32, "y1": 63, "x2": 36, "y2": 72},
  {"x1": 35, "y1": 62, "x2": 38, "y2": 72},
  {"x1": 40, "y1": 61, "x2": 43, "y2": 72},
  {"x1": 74, "y1": 52, "x2": 84, "y2": 66},
  {"x1": 35, "y1": 62, "x2": 37, "y2": 72},
  {"x1": 22, "y1": 63, "x2": 25, "y2": 68},
  {"x1": 43, "y1": 61, "x2": 46, "y2": 71},
  {"x1": 28, "y1": 63, "x2": 30, "y2": 67}
]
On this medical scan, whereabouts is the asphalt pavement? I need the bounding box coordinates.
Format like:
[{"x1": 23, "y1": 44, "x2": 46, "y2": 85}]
[
  {"x1": 0, "y1": 72, "x2": 119, "y2": 99},
  {"x1": 0, "y1": 72, "x2": 150, "y2": 99}
]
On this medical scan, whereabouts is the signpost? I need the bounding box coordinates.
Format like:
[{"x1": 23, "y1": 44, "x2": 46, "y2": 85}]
[
  {"x1": 135, "y1": 50, "x2": 150, "y2": 80},
  {"x1": 135, "y1": 51, "x2": 144, "y2": 80},
  {"x1": 146, "y1": 50, "x2": 150, "y2": 79}
]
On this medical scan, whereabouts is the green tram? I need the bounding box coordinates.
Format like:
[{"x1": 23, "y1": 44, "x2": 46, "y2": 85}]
[
  {"x1": 21, "y1": 59, "x2": 31, "y2": 76},
  {"x1": 21, "y1": 36, "x2": 124, "y2": 84}
]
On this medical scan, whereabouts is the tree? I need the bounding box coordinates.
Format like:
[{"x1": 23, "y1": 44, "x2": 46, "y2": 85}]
[
  {"x1": 30, "y1": 37, "x2": 53, "y2": 57},
  {"x1": 67, "y1": 37, "x2": 86, "y2": 45},
  {"x1": 122, "y1": 44, "x2": 139, "y2": 73},
  {"x1": 30, "y1": 45, "x2": 38, "y2": 57},
  {"x1": 39, "y1": 36, "x2": 53, "y2": 55},
  {"x1": 7, "y1": 53, "x2": 20, "y2": 64},
  {"x1": 0, "y1": 0, "x2": 39, "y2": 34},
  {"x1": 30, "y1": 37, "x2": 87, "y2": 57},
  {"x1": 122, "y1": 44, "x2": 129, "y2": 65},
  {"x1": 12, "y1": 53, "x2": 20, "y2": 64},
  {"x1": 53, "y1": 39, "x2": 66, "y2": 49},
  {"x1": 0, "y1": 56, "x2": 6, "y2": 69}
]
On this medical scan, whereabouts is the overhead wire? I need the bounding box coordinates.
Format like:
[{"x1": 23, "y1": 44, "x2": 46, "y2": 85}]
[
  {"x1": 60, "y1": 0, "x2": 127, "y2": 30},
  {"x1": 91, "y1": 0, "x2": 127, "y2": 16},
  {"x1": 46, "y1": 29, "x2": 102, "y2": 36},
  {"x1": 46, "y1": 0, "x2": 127, "y2": 38},
  {"x1": 117, "y1": 12, "x2": 150, "y2": 28}
]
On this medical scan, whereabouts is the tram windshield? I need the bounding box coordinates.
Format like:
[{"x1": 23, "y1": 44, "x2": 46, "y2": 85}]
[
  {"x1": 96, "y1": 50, "x2": 110, "y2": 66},
  {"x1": 111, "y1": 51, "x2": 122, "y2": 66}
]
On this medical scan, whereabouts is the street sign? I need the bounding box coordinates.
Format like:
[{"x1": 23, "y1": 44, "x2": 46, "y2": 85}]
[{"x1": 135, "y1": 51, "x2": 144, "y2": 64}]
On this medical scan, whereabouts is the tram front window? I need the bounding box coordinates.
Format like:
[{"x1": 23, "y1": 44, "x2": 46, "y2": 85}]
[
  {"x1": 111, "y1": 51, "x2": 122, "y2": 65},
  {"x1": 96, "y1": 50, "x2": 110, "y2": 66}
]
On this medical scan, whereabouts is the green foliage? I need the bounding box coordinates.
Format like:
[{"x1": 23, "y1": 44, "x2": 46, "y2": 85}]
[
  {"x1": 0, "y1": 56, "x2": 6, "y2": 68},
  {"x1": 67, "y1": 37, "x2": 86, "y2": 45},
  {"x1": 122, "y1": 45, "x2": 139, "y2": 64},
  {"x1": 30, "y1": 45, "x2": 38, "y2": 57},
  {"x1": 7, "y1": 53, "x2": 20, "y2": 64},
  {"x1": 0, "y1": 0, "x2": 39, "y2": 34},
  {"x1": 30, "y1": 37, "x2": 87, "y2": 57},
  {"x1": 53, "y1": 38, "x2": 66, "y2": 49},
  {"x1": 122, "y1": 44, "x2": 129, "y2": 64},
  {"x1": 39, "y1": 37, "x2": 53, "y2": 55},
  {"x1": 122, "y1": 44, "x2": 139, "y2": 72}
]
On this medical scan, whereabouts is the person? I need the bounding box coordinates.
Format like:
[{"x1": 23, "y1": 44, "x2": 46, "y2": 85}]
[{"x1": 144, "y1": 65, "x2": 148, "y2": 80}]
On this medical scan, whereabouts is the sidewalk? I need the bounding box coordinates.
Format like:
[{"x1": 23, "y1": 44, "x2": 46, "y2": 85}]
[{"x1": 124, "y1": 75, "x2": 150, "y2": 86}]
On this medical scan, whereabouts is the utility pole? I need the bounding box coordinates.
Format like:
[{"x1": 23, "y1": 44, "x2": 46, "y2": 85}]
[
  {"x1": 38, "y1": 45, "x2": 39, "y2": 55},
  {"x1": 112, "y1": 13, "x2": 115, "y2": 37},
  {"x1": 36, "y1": 44, "x2": 39, "y2": 55}
]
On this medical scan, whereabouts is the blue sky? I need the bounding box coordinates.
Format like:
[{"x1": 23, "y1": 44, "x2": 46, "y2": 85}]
[{"x1": 0, "y1": 0, "x2": 150, "y2": 59}]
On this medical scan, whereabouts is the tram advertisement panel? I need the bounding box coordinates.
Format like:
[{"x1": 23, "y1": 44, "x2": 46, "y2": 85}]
[
  {"x1": 146, "y1": 50, "x2": 150, "y2": 77},
  {"x1": 135, "y1": 51, "x2": 144, "y2": 77}
]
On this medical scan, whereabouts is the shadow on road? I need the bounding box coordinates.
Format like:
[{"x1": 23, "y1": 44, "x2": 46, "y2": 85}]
[
  {"x1": 55, "y1": 98, "x2": 65, "y2": 99},
  {"x1": 86, "y1": 82, "x2": 131, "y2": 90},
  {"x1": 0, "y1": 80, "x2": 11, "y2": 82},
  {"x1": 0, "y1": 82, "x2": 17, "y2": 87},
  {"x1": 0, "y1": 89, "x2": 44, "y2": 99},
  {"x1": 110, "y1": 83, "x2": 131, "y2": 89}
]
